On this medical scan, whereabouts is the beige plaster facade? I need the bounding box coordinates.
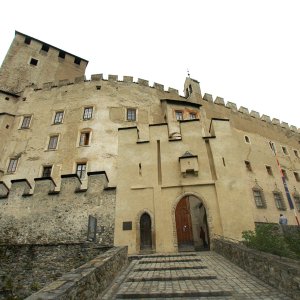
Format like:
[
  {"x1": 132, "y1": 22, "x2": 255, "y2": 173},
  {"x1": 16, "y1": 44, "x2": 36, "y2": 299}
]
[{"x1": 0, "y1": 32, "x2": 300, "y2": 254}]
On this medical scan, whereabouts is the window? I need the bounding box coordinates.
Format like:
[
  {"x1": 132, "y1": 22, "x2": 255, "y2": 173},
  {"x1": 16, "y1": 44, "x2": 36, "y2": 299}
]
[
  {"x1": 74, "y1": 57, "x2": 81, "y2": 65},
  {"x1": 244, "y1": 136, "x2": 250, "y2": 143},
  {"x1": 24, "y1": 36, "x2": 31, "y2": 44},
  {"x1": 266, "y1": 166, "x2": 273, "y2": 176},
  {"x1": 273, "y1": 192, "x2": 286, "y2": 210},
  {"x1": 282, "y1": 169, "x2": 288, "y2": 180},
  {"x1": 54, "y1": 111, "x2": 64, "y2": 124},
  {"x1": 189, "y1": 113, "x2": 196, "y2": 120},
  {"x1": 7, "y1": 158, "x2": 18, "y2": 173},
  {"x1": 252, "y1": 188, "x2": 266, "y2": 208},
  {"x1": 245, "y1": 160, "x2": 252, "y2": 171},
  {"x1": 21, "y1": 116, "x2": 31, "y2": 129},
  {"x1": 175, "y1": 110, "x2": 183, "y2": 120},
  {"x1": 189, "y1": 84, "x2": 193, "y2": 94},
  {"x1": 127, "y1": 108, "x2": 136, "y2": 121},
  {"x1": 294, "y1": 195, "x2": 300, "y2": 210},
  {"x1": 282, "y1": 146, "x2": 289, "y2": 155},
  {"x1": 58, "y1": 51, "x2": 66, "y2": 59},
  {"x1": 83, "y1": 107, "x2": 93, "y2": 120},
  {"x1": 294, "y1": 150, "x2": 299, "y2": 158},
  {"x1": 41, "y1": 44, "x2": 49, "y2": 52},
  {"x1": 48, "y1": 135, "x2": 58, "y2": 150},
  {"x1": 294, "y1": 172, "x2": 300, "y2": 182},
  {"x1": 30, "y1": 58, "x2": 38, "y2": 66},
  {"x1": 76, "y1": 163, "x2": 86, "y2": 179},
  {"x1": 42, "y1": 166, "x2": 52, "y2": 177},
  {"x1": 269, "y1": 141, "x2": 276, "y2": 153},
  {"x1": 79, "y1": 131, "x2": 91, "y2": 146}
]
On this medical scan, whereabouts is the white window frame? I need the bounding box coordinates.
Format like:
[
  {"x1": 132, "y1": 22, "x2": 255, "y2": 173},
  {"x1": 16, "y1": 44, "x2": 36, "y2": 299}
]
[
  {"x1": 7, "y1": 158, "x2": 18, "y2": 173},
  {"x1": 48, "y1": 135, "x2": 59, "y2": 150},
  {"x1": 83, "y1": 107, "x2": 93, "y2": 120},
  {"x1": 126, "y1": 108, "x2": 137, "y2": 121},
  {"x1": 53, "y1": 111, "x2": 64, "y2": 124},
  {"x1": 20, "y1": 115, "x2": 32, "y2": 129},
  {"x1": 76, "y1": 162, "x2": 87, "y2": 179}
]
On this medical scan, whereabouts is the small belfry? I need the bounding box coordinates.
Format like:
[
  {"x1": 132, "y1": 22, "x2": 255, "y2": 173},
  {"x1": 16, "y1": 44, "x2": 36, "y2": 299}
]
[{"x1": 0, "y1": 31, "x2": 299, "y2": 255}]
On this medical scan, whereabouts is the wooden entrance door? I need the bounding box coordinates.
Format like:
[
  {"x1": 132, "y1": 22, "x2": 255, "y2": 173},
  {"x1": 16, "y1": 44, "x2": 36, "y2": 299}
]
[
  {"x1": 140, "y1": 213, "x2": 152, "y2": 250},
  {"x1": 175, "y1": 197, "x2": 193, "y2": 248}
]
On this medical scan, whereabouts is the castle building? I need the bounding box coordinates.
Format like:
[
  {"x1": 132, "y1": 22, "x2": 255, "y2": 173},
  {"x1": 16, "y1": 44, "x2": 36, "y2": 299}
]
[{"x1": 0, "y1": 31, "x2": 299, "y2": 254}]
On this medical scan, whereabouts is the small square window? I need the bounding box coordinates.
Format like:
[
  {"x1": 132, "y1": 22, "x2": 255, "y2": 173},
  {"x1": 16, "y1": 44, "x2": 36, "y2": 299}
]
[
  {"x1": 24, "y1": 37, "x2": 31, "y2": 45},
  {"x1": 294, "y1": 150, "x2": 299, "y2": 158},
  {"x1": 30, "y1": 58, "x2": 38, "y2": 66},
  {"x1": 21, "y1": 116, "x2": 31, "y2": 129},
  {"x1": 79, "y1": 131, "x2": 91, "y2": 146},
  {"x1": 42, "y1": 166, "x2": 52, "y2": 177},
  {"x1": 282, "y1": 169, "x2": 288, "y2": 180},
  {"x1": 266, "y1": 166, "x2": 273, "y2": 176},
  {"x1": 48, "y1": 135, "x2": 58, "y2": 150},
  {"x1": 273, "y1": 192, "x2": 286, "y2": 210},
  {"x1": 189, "y1": 113, "x2": 196, "y2": 120},
  {"x1": 245, "y1": 160, "x2": 252, "y2": 171},
  {"x1": 76, "y1": 163, "x2": 86, "y2": 179},
  {"x1": 282, "y1": 146, "x2": 289, "y2": 155},
  {"x1": 175, "y1": 111, "x2": 183, "y2": 121},
  {"x1": 83, "y1": 107, "x2": 93, "y2": 120},
  {"x1": 41, "y1": 44, "x2": 49, "y2": 52},
  {"x1": 7, "y1": 158, "x2": 18, "y2": 173},
  {"x1": 294, "y1": 172, "x2": 300, "y2": 182},
  {"x1": 74, "y1": 57, "x2": 81, "y2": 65},
  {"x1": 245, "y1": 136, "x2": 250, "y2": 143},
  {"x1": 127, "y1": 108, "x2": 136, "y2": 121},
  {"x1": 54, "y1": 111, "x2": 64, "y2": 124},
  {"x1": 58, "y1": 51, "x2": 66, "y2": 59}
]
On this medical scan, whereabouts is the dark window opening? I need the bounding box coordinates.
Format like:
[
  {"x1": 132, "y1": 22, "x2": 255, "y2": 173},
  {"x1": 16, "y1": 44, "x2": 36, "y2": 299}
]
[
  {"x1": 6, "y1": 124, "x2": 9, "y2": 129},
  {"x1": 282, "y1": 146, "x2": 288, "y2": 155},
  {"x1": 76, "y1": 163, "x2": 86, "y2": 179},
  {"x1": 294, "y1": 172, "x2": 300, "y2": 182},
  {"x1": 189, "y1": 84, "x2": 193, "y2": 94},
  {"x1": 96, "y1": 86, "x2": 101, "y2": 90},
  {"x1": 41, "y1": 44, "x2": 50, "y2": 52},
  {"x1": 245, "y1": 136, "x2": 250, "y2": 143},
  {"x1": 294, "y1": 150, "x2": 299, "y2": 158},
  {"x1": 30, "y1": 58, "x2": 38, "y2": 66},
  {"x1": 245, "y1": 160, "x2": 252, "y2": 171},
  {"x1": 24, "y1": 37, "x2": 31, "y2": 44},
  {"x1": 222, "y1": 157, "x2": 226, "y2": 166},
  {"x1": 74, "y1": 57, "x2": 81, "y2": 65},
  {"x1": 175, "y1": 110, "x2": 183, "y2": 121},
  {"x1": 58, "y1": 51, "x2": 66, "y2": 59},
  {"x1": 5, "y1": 97, "x2": 9, "y2": 100},
  {"x1": 42, "y1": 166, "x2": 52, "y2": 177},
  {"x1": 266, "y1": 166, "x2": 273, "y2": 176}
]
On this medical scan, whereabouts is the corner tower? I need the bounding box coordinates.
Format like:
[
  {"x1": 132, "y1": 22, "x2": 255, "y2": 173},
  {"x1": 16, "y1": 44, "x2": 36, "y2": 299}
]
[{"x1": 0, "y1": 31, "x2": 88, "y2": 93}]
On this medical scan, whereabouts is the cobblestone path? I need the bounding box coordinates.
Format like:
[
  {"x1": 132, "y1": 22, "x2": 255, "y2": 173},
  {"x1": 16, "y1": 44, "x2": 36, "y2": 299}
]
[{"x1": 100, "y1": 251, "x2": 292, "y2": 299}]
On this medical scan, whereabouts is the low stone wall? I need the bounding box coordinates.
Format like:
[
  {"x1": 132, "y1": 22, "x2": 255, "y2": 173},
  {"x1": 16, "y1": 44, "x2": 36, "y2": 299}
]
[
  {"x1": 213, "y1": 238, "x2": 300, "y2": 300},
  {"x1": 0, "y1": 243, "x2": 111, "y2": 299},
  {"x1": 26, "y1": 246, "x2": 128, "y2": 300}
]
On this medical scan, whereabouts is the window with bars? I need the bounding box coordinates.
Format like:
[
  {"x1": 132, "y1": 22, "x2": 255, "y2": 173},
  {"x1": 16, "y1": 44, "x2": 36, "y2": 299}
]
[
  {"x1": 48, "y1": 135, "x2": 58, "y2": 150},
  {"x1": 7, "y1": 158, "x2": 18, "y2": 173},
  {"x1": 273, "y1": 192, "x2": 286, "y2": 210},
  {"x1": 42, "y1": 166, "x2": 52, "y2": 177},
  {"x1": 189, "y1": 113, "x2": 196, "y2": 120},
  {"x1": 79, "y1": 131, "x2": 91, "y2": 146},
  {"x1": 252, "y1": 188, "x2": 266, "y2": 208},
  {"x1": 83, "y1": 107, "x2": 93, "y2": 120},
  {"x1": 126, "y1": 108, "x2": 136, "y2": 121},
  {"x1": 21, "y1": 116, "x2": 31, "y2": 129},
  {"x1": 76, "y1": 163, "x2": 86, "y2": 179},
  {"x1": 294, "y1": 195, "x2": 300, "y2": 211},
  {"x1": 54, "y1": 111, "x2": 64, "y2": 124},
  {"x1": 175, "y1": 110, "x2": 183, "y2": 120}
]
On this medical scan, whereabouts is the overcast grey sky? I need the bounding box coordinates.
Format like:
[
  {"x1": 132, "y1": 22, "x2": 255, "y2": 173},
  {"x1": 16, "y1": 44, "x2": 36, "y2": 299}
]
[{"x1": 1, "y1": 0, "x2": 299, "y2": 127}]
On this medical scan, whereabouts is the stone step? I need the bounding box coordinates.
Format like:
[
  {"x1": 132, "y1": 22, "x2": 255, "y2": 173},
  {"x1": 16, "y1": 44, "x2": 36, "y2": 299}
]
[
  {"x1": 133, "y1": 265, "x2": 208, "y2": 271},
  {"x1": 129, "y1": 253, "x2": 197, "y2": 260},
  {"x1": 126, "y1": 274, "x2": 217, "y2": 282},
  {"x1": 138, "y1": 257, "x2": 202, "y2": 264}
]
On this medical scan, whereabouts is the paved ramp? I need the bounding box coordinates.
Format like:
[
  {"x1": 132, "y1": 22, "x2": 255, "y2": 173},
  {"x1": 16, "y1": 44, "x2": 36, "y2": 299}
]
[{"x1": 100, "y1": 251, "x2": 292, "y2": 299}]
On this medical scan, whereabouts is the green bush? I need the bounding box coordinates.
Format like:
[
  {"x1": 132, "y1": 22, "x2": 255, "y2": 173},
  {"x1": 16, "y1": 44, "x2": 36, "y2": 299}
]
[{"x1": 242, "y1": 224, "x2": 294, "y2": 258}]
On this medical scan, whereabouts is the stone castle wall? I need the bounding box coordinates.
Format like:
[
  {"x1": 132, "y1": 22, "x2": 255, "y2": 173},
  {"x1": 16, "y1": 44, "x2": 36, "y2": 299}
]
[{"x1": 0, "y1": 171, "x2": 115, "y2": 245}]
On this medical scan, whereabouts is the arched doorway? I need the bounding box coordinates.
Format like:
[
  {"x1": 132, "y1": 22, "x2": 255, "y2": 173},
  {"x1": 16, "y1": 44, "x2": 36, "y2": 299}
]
[
  {"x1": 140, "y1": 213, "x2": 152, "y2": 250},
  {"x1": 175, "y1": 195, "x2": 209, "y2": 251}
]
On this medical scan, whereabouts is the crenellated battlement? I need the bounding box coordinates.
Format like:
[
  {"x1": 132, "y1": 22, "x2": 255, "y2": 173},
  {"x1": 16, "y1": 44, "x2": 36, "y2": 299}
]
[
  {"x1": 202, "y1": 93, "x2": 300, "y2": 133},
  {"x1": 0, "y1": 171, "x2": 113, "y2": 201}
]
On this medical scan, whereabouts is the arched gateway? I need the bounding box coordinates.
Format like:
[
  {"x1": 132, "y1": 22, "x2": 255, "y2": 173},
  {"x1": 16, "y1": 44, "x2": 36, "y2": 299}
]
[{"x1": 175, "y1": 195, "x2": 209, "y2": 251}]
